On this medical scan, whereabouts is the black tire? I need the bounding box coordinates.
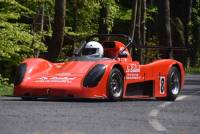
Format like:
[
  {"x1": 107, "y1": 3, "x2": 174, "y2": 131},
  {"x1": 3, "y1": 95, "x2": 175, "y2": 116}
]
[
  {"x1": 21, "y1": 96, "x2": 37, "y2": 101},
  {"x1": 166, "y1": 67, "x2": 181, "y2": 101},
  {"x1": 108, "y1": 68, "x2": 124, "y2": 101}
]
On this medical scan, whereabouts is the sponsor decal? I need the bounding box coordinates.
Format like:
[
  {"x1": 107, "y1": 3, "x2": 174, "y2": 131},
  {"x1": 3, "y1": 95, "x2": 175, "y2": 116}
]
[
  {"x1": 125, "y1": 64, "x2": 141, "y2": 80},
  {"x1": 126, "y1": 73, "x2": 141, "y2": 80},
  {"x1": 126, "y1": 64, "x2": 140, "y2": 73},
  {"x1": 160, "y1": 76, "x2": 165, "y2": 94},
  {"x1": 34, "y1": 76, "x2": 76, "y2": 83}
]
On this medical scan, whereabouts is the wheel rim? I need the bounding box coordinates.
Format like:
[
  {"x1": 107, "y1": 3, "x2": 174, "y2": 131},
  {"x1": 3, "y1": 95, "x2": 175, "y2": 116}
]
[
  {"x1": 110, "y1": 72, "x2": 122, "y2": 98},
  {"x1": 170, "y1": 71, "x2": 180, "y2": 95}
]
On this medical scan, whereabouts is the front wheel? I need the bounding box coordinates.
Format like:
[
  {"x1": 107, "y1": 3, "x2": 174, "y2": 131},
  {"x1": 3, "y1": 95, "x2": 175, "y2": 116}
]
[
  {"x1": 166, "y1": 67, "x2": 181, "y2": 101},
  {"x1": 108, "y1": 68, "x2": 124, "y2": 101}
]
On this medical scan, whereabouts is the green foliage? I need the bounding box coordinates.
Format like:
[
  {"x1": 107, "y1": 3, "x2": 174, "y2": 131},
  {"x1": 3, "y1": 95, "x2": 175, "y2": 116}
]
[
  {"x1": 0, "y1": 0, "x2": 34, "y2": 14},
  {"x1": 66, "y1": 0, "x2": 100, "y2": 34},
  {"x1": 185, "y1": 67, "x2": 200, "y2": 74},
  {"x1": 171, "y1": 17, "x2": 185, "y2": 46},
  {"x1": 78, "y1": 0, "x2": 100, "y2": 33},
  {"x1": 191, "y1": 0, "x2": 200, "y2": 66},
  {"x1": 101, "y1": 0, "x2": 119, "y2": 32},
  {"x1": 0, "y1": 74, "x2": 13, "y2": 96},
  {"x1": 0, "y1": 0, "x2": 46, "y2": 79},
  {"x1": 16, "y1": 0, "x2": 54, "y2": 13},
  {"x1": 146, "y1": 5, "x2": 158, "y2": 23},
  {"x1": 66, "y1": 0, "x2": 119, "y2": 34},
  {"x1": 192, "y1": 0, "x2": 200, "y2": 24},
  {"x1": 143, "y1": 36, "x2": 160, "y2": 63},
  {"x1": 116, "y1": 8, "x2": 132, "y2": 20}
]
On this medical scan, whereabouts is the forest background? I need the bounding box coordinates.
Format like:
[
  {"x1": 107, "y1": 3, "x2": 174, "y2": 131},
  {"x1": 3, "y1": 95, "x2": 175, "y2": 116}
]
[{"x1": 0, "y1": 0, "x2": 199, "y2": 95}]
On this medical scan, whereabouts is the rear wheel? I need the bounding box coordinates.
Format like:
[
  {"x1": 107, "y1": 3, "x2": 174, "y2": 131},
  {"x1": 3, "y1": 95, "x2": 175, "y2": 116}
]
[
  {"x1": 108, "y1": 68, "x2": 124, "y2": 101},
  {"x1": 166, "y1": 67, "x2": 181, "y2": 101}
]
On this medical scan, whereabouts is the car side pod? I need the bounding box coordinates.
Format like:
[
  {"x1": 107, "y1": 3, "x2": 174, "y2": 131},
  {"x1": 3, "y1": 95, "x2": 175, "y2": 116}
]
[
  {"x1": 83, "y1": 64, "x2": 106, "y2": 87},
  {"x1": 14, "y1": 63, "x2": 27, "y2": 86}
]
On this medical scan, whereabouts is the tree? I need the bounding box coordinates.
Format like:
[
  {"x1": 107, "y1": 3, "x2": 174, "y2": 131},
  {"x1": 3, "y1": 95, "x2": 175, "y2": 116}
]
[
  {"x1": 130, "y1": 0, "x2": 147, "y2": 63},
  {"x1": 141, "y1": 0, "x2": 146, "y2": 48},
  {"x1": 141, "y1": 0, "x2": 146, "y2": 63},
  {"x1": 135, "y1": 0, "x2": 143, "y2": 62},
  {"x1": 130, "y1": 0, "x2": 138, "y2": 59},
  {"x1": 72, "y1": 0, "x2": 77, "y2": 32},
  {"x1": 184, "y1": 0, "x2": 193, "y2": 67},
  {"x1": 191, "y1": 0, "x2": 200, "y2": 66},
  {"x1": 0, "y1": 0, "x2": 46, "y2": 78},
  {"x1": 130, "y1": 0, "x2": 138, "y2": 41},
  {"x1": 47, "y1": 0, "x2": 66, "y2": 61},
  {"x1": 170, "y1": 0, "x2": 193, "y2": 67},
  {"x1": 157, "y1": 0, "x2": 173, "y2": 58},
  {"x1": 98, "y1": 0, "x2": 118, "y2": 34},
  {"x1": 98, "y1": 1, "x2": 109, "y2": 34},
  {"x1": 135, "y1": 0, "x2": 142, "y2": 47}
]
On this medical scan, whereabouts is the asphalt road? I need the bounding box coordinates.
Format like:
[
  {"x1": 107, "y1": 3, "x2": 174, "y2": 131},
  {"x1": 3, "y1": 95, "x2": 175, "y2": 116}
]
[{"x1": 0, "y1": 75, "x2": 200, "y2": 134}]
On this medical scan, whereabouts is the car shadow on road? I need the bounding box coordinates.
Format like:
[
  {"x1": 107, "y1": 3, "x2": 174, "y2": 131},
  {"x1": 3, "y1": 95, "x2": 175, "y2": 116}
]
[{"x1": 0, "y1": 96, "x2": 157, "y2": 103}]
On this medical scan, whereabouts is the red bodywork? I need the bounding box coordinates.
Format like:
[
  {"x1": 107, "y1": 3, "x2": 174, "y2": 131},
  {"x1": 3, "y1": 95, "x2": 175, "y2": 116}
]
[{"x1": 14, "y1": 40, "x2": 185, "y2": 99}]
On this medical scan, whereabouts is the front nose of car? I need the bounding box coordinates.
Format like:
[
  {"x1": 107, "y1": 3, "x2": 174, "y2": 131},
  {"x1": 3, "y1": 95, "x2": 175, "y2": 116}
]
[{"x1": 14, "y1": 63, "x2": 27, "y2": 86}]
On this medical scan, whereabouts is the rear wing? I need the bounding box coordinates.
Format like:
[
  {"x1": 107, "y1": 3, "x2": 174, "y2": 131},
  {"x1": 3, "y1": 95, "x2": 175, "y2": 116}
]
[{"x1": 136, "y1": 45, "x2": 191, "y2": 52}]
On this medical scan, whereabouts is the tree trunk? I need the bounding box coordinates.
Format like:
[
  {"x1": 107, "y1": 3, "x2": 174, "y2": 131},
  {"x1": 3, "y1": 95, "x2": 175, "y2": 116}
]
[
  {"x1": 184, "y1": 0, "x2": 192, "y2": 67},
  {"x1": 130, "y1": 0, "x2": 138, "y2": 60},
  {"x1": 141, "y1": 0, "x2": 146, "y2": 64},
  {"x1": 47, "y1": 0, "x2": 66, "y2": 62},
  {"x1": 157, "y1": 0, "x2": 173, "y2": 59},
  {"x1": 98, "y1": 2, "x2": 109, "y2": 34},
  {"x1": 141, "y1": 0, "x2": 146, "y2": 46},
  {"x1": 135, "y1": 0, "x2": 142, "y2": 45},
  {"x1": 32, "y1": 3, "x2": 45, "y2": 58},
  {"x1": 191, "y1": 0, "x2": 200, "y2": 66},
  {"x1": 135, "y1": 0, "x2": 142, "y2": 62},
  {"x1": 72, "y1": 0, "x2": 77, "y2": 32},
  {"x1": 192, "y1": 26, "x2": 200, "y2": 66},
  {"x1": 131, "y1": 0, "x2": 138, "y2": 40}
]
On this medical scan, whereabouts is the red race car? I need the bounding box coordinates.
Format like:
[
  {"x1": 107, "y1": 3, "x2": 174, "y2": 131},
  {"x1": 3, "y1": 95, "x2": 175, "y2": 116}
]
[{"x1": 14, "y1": 34, "x2": 185, "y2": 101}]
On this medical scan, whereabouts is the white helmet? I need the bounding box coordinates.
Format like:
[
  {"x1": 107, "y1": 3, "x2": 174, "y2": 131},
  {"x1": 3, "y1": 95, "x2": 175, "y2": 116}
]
[{"x1": 83, "y1": 41, "x2": 104, "y2": 57}]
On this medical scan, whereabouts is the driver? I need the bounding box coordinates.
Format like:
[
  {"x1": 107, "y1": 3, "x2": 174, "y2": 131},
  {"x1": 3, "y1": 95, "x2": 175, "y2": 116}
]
[{"x1": 82, "y1": 41, "x2": 104, "y2": 58}]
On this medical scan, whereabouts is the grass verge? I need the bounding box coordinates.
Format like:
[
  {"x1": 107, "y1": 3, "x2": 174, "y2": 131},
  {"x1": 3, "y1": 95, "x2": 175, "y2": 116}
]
[
  {"x1": 185, "y1": 67, "x2": 200, "y2": 74},
  {"x1": 0, "y1": 75, "x2": 13, "y2": 96},
  {"x1": 0, "y1": 83, "x2": 13, "y2": 96}
]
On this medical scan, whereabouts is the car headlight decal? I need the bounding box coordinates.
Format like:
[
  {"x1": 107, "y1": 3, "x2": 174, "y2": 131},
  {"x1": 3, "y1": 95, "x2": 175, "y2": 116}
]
[
  {"x1": 83, "y1": 64, "x2": 106, "y2": 87},
  {"x1": 14, "y1": 63, "x2": 27, "y2": 86}
]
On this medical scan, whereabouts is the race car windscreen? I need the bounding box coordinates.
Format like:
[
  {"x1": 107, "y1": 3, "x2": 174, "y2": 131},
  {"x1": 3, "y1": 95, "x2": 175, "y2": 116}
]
[{"x1": 69, "y1": 56, "x2": 109, "y2": 61}]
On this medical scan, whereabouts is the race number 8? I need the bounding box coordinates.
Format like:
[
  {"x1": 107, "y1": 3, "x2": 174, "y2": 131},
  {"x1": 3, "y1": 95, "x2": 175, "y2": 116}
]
[{"x1": 160, "y1": 76, "x2": 165, "y2": 94}]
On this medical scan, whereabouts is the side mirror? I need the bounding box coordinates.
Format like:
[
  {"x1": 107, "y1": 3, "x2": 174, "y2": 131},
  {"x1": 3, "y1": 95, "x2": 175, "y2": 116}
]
[{"x1": 119, "y1": 51, "x2": 128, "y2": 58}]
